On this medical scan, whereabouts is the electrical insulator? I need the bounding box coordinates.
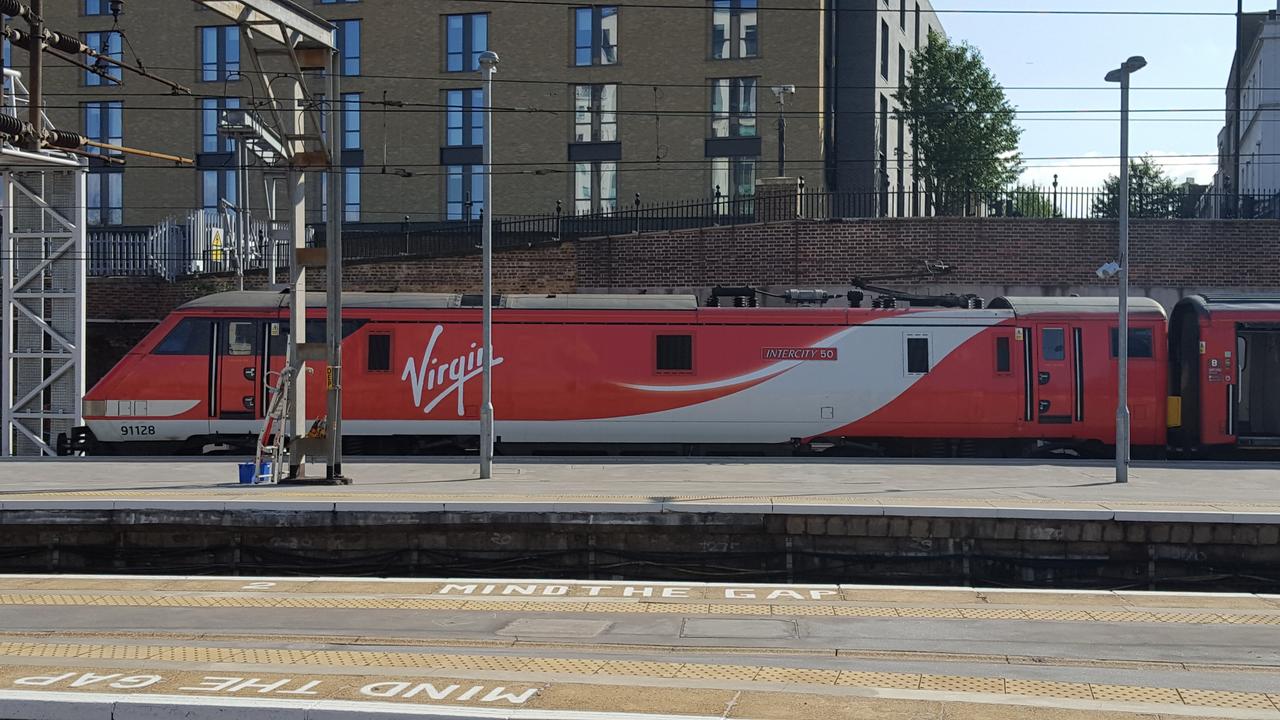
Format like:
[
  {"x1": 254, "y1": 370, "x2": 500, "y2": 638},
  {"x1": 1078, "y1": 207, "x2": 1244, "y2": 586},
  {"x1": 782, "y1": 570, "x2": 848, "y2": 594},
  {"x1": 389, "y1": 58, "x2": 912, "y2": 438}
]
[
  {"x1": 0, "y1": 113, "x2": 25, "y2": 138},
  {"x1": 109, "y1": 0, "x2": 123, "y2": 20},
  {"x1": 47, "y1": 130, "x2": 84, "y2": 149}
]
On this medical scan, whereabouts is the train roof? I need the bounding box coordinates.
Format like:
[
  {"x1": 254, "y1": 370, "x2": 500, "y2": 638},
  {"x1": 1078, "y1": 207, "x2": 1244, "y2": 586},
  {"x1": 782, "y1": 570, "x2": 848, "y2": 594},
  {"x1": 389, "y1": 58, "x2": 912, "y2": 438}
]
[
  {"x1": 1172, "y1": 294, "x2": 1280, "y2": 316},
  {"x1": 178, "y1": 291, "x2": 700, "y2": 311},
  {"x1": 989, "y1": 296, "x2": 1167, "y2": 319}
]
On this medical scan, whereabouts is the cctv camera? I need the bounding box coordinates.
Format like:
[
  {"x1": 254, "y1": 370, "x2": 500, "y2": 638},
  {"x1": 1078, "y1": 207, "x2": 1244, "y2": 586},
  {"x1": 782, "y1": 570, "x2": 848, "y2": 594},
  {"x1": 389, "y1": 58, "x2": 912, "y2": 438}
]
[
  {"x1": 771, "y1": 85, "x2": 796, "y2": 99},
  {"x1": 1096, "y1": 261, "x2": 1121, "y2": 279}
]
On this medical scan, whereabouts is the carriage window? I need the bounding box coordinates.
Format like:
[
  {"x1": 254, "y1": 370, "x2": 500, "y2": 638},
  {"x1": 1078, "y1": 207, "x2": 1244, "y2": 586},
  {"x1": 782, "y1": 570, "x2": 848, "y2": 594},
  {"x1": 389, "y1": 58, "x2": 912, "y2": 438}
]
[
  {"x1": 906, "y1": 336, "x2": 930, "y2": 374},
  {"x1": 226, "y1": 321, "x2": 255, "y2": 356},
  {"x1": 368, "y1": 333, "x2": 391, "y2": 372},
  {"x1": 1042, "y1": 328, "x2": 1065, "y2": 361},
  {"x1": 153, "y1": 318, "x2": 212, "y2": 355},
  {"x1": 656, "y1": 334, "x2": 693, "y2": 372},
  {"x1": 995, "y1": 336, "x2": 1011, "y2": 373},
  {"x1": 1109, "y1": 327, "x2": 1154, "y2": 358}
]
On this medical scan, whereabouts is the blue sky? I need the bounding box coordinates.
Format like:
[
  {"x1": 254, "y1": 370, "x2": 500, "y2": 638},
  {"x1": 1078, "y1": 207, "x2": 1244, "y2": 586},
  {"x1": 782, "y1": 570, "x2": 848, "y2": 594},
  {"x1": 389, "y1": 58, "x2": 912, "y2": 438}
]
[{"x1": 931, "y1": 0, "x2": 1277, "y2": 187}]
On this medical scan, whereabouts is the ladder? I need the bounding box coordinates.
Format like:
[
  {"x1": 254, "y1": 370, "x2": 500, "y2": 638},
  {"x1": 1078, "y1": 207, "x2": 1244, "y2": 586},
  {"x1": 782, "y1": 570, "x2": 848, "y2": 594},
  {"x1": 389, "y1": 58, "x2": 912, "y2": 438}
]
[{"x1": 253, "y1": 354, "x2": 300, "y2": 485}]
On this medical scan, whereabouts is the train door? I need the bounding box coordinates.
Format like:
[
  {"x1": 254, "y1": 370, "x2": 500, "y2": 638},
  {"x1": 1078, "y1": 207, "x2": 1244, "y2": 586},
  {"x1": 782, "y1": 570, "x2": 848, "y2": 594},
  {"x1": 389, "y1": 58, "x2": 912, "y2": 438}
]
[
  {"x1": 215, "y1": 319, "x2": 263, "y2": 420},
  {"x1": 1032, "y1": 324, "x2": 1080, "y2": 426},
  {"x1": 1236, "y1": 326, "x2": 1280, "y2": 440}
]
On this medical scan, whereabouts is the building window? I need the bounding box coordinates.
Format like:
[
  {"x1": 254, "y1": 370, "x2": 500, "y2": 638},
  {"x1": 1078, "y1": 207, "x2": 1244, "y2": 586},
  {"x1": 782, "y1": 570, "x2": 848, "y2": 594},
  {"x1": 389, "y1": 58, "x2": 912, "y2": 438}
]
[
  {"x1": 880, "y1": 20, "x2": 889, "y2": 79},
  {"x1": 573, "y1": 84, "x2": 616, "y2": 142},
  {"x1": 711, "y1": 0, "x2": 757, "y2": 59},
  {"x1": 710, "y1": 77, "x2": 756, "y2": 137},
  {"x1": 344, "y1": 167, "x2": 360, "y2": 222},
  {"x1": 446, "y1": 165, "x2": 484, "y2": 220},
  {"x1": 200, "y1": 26, "x2": 239, "y2": 82},
  {"x1": 574, "y1": 6, "x2": 618, "y2": 66},
  {"x1": 200, "y1": 97, "x2": 240, "y2": 153},
  {"x1": 711, "y1": 156, "x2": 755, "y2": 204},
  {"x1": 445, "y1": 13, "x2": 488, "y2": 72},
  {"x1": 83, "y1": 101, "x2": 123, "y2": 226},
  {"x1": 656, "y1": 335, "x2": 693, "y2": 372},
  {"x1": 342, "y1": 92, "x2": 360, "y2": 150},
  {"x1": 445, "y1": 88, "x2": 484, "y2": 146},
  {"x1": 914, "y1": 2, "x2": 921, "y2": 47},
  {"x1": 83, "y1": 31, "x2": 122, "y2": 85},
  {"x1": 201, "y1": 169, "x2": 236, "y2": 210},
  {"x1": 335, "y1": 19, "x2": 360, "y2": 75},
  {"x1": 878, "y1": 94, "x2": 889, "y2": 215},
  {"x1": 898, "y1": 45, "x2": 906, "y2": 91},
  {"x1": 575, "y1": 161, "x2": 617, "y2": 214},
  {"x1": 84, "y1": 0, "x2": 111, "y2": 15}
]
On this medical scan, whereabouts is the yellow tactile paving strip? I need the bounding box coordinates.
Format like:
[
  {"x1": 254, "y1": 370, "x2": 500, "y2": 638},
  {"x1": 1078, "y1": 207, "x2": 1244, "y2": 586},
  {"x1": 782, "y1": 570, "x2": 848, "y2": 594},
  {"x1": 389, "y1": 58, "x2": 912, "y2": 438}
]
[
  {"x1": 2, "y1": 590, "x2": 1278, "y2": 626},
  {"x1": 0, "y1": 641, "x2": 1278, "y2": 713}
]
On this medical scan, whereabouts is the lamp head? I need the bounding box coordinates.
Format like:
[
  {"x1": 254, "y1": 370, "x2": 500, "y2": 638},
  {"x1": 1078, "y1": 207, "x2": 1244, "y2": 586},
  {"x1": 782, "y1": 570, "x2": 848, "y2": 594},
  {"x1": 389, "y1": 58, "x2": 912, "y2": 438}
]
[
  {"x1": 478, "y1": 51, "x2": 500, "y2": 69},
  {"x1": 1105, "y1": 56, "x2": 1147, "y2": 83}
]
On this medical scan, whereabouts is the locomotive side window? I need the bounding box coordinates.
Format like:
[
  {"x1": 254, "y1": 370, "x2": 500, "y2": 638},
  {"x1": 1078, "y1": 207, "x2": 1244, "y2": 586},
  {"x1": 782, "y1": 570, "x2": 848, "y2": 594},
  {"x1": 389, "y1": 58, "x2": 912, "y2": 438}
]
[
  {"x1": 656, "y1": 334, "x2": 693, "y2": 372},
  {"x1": 906, "y1": 336, "x2": 930, "y2": 374},
  {"x1": 1109, "y1": 327, "x2": 1154, "y2": 358},
  {"x1": 153, "y1": 318, "x2": 212, "y2": 355},
  {"x1": 995, "y1": 336, "x2": 1011, "y2": 373},
  {"x1": 227, "y1": 321, "x2": 256, "y2": 356},
  {"x1": 1042, "y1": 328, "x2": 1066, "y2": 361},
  {"x1": 368, "y1": 333, "x2": 392, "y2": 372}
]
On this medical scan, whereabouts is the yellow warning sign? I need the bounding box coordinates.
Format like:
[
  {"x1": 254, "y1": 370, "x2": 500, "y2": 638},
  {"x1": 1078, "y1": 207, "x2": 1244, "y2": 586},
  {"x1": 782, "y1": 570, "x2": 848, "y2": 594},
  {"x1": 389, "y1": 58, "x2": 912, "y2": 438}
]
[{"x1": 210, "y1": 228, "x2": 224, "y2": 262}]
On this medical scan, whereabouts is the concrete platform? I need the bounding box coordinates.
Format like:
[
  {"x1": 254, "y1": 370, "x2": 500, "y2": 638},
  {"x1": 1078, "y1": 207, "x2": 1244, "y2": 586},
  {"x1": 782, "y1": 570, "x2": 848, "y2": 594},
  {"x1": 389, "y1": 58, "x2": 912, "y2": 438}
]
[
  {"x1": 1, "y1": 574, "x2": 1279, "y2": 719},
  {"x1": 0, "y1": 459, "x2": 1278, "y2": 589}
]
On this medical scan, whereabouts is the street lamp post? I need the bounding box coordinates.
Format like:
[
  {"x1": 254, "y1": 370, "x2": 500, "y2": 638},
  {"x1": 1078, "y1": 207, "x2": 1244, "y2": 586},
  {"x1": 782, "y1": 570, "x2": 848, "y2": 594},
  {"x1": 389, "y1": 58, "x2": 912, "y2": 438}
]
[
  {"x1": 478, "y1": 50, "x2": 499, "y2": 479},
  {"x1": 1105, "y1": 55, "x2": 1146, "y2": 484},
  {"x1": 771, "y1": 85, "x2": 795, "y2": 177}
]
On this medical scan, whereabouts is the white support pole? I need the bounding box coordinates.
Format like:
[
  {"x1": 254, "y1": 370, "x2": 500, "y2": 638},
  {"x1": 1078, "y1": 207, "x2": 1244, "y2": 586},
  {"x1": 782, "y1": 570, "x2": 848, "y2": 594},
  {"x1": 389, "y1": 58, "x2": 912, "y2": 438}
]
[
  {"x1": 1116, "y1": 71, "x2": 1131, "y2": 484},
  {"x1": 286, "y1": 78, "x2": 307, "y2": 477},
  {"x1": 1, "y1": 172, "x2": 11, "y2": 456},
  {"x1": 478, "y1": 51, "x2": 499, "y2": 479},
  {"x1": 324, "y1": 54, "x2": 344, "y2": 481}
]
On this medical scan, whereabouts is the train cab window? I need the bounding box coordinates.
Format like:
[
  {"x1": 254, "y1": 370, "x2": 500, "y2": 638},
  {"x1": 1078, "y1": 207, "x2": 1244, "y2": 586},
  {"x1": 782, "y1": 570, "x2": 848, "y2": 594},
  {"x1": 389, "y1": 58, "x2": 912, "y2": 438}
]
[
  {"x1": 226, "y1": 321, "x2": 256, "y2": 356},
  {"x1": 995, "y1": 336, "x2": 1011, "y2": 373},
  {"x1": 1109, "y1": 327, "x2": 1154, "y2": 358},
  {"x1": 153, "y1": 318, "x2": 212, "y2": 355},
  {"x1": 656, "y1": 334, "x2": 693, "y2": 372},
  {"x1": 368, "y1": 333, "x2": 391, "y2": 372},
  {"x1": 1042, "y1": 328, "x2": 1066, "y2": 361},
  {"x1": 906, "y1": 335, "x2": 930, "y2": 374}
]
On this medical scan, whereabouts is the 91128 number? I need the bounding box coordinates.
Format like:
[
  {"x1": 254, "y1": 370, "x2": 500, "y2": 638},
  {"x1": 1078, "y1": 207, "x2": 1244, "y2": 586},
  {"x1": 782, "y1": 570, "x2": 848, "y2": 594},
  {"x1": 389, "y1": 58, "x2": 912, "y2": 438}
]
[{"x1": 120, "y1": 425, "x2": 156, "y2": 437}]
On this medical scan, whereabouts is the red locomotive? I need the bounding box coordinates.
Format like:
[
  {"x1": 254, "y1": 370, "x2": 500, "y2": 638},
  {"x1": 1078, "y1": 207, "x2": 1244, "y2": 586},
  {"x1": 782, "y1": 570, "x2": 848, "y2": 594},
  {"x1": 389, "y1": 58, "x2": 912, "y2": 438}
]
[{"x1": 69, "y1": 291, "x2": 1280, "y2": 457}]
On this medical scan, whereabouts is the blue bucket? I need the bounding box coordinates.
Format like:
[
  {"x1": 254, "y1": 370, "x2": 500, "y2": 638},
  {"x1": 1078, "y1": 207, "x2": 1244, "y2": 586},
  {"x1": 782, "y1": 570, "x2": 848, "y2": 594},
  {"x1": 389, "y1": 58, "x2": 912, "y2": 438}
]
[{"x1": 238, "y1": 461, "x2": 272, "y2": 484}]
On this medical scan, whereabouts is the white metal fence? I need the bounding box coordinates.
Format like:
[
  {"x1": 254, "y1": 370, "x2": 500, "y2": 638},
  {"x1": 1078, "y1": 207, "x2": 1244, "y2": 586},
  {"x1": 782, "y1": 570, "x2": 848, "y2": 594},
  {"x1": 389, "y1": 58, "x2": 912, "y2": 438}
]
[{"x1": 88, "y1": 210, "x2": 288, "y2": 281}]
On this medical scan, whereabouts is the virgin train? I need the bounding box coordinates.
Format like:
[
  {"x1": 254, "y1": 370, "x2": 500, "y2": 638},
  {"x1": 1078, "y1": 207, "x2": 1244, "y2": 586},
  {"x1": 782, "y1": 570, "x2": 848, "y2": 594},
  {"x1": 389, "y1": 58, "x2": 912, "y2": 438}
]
[{"x1": 66, "y1": 290, "x2": 1280, "y2": 457}]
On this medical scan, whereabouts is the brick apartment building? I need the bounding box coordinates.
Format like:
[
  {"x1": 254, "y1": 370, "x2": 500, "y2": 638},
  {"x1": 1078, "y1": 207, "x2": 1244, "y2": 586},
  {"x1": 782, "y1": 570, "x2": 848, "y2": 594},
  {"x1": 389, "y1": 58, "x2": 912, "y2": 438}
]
[{"x1": 39, "y1": 0, "x2": 943, "y2": 228}]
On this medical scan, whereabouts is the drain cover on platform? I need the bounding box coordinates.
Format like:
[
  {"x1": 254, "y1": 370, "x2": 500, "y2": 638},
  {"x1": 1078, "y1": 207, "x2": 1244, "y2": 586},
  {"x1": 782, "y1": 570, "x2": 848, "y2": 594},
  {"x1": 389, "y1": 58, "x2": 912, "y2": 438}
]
[{"x1": 680, "y1": 618, "x2": 797, "y2": 639}]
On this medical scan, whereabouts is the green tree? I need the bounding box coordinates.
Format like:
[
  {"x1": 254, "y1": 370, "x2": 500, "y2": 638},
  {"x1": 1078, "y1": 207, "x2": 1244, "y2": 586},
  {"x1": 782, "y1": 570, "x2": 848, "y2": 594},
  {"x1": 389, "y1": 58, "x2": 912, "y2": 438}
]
[
  {"x1": 998, "y1": 185, "x2": 1058, "y2": 218},
  {"x1": 895, "y1": 30, "x2": 1023, "y2": 215},
  {"x1": 1091, "y1": 156, "x2": 1185, "y2": 219}
]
